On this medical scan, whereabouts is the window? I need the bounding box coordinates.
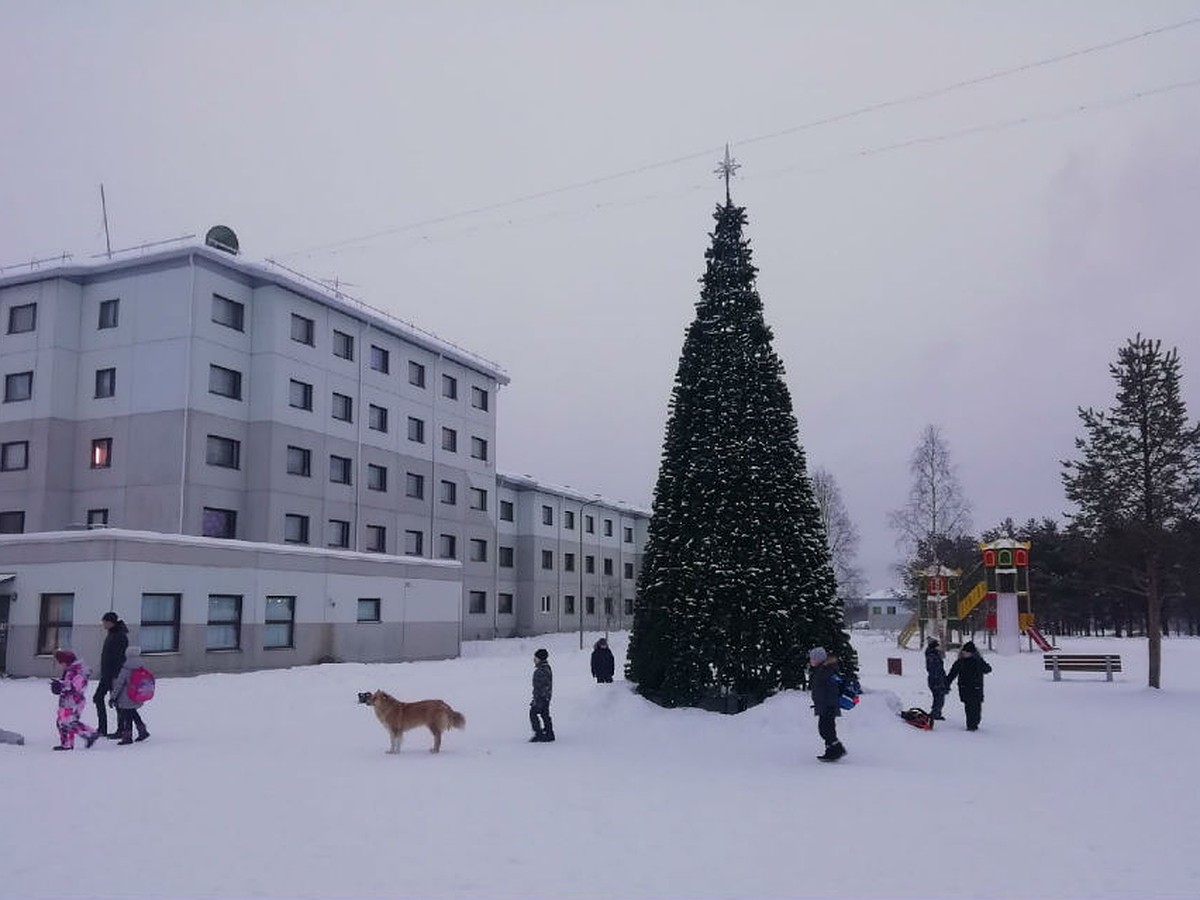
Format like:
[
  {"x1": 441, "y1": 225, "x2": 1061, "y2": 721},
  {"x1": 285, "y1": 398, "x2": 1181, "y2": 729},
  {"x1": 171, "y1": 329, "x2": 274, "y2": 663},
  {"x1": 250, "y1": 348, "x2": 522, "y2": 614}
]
[
  {"x1": 366, "y1": 525, "x2": 387, "y2": 553},
  {"x1": 469, "y1": 487, "x2": 488, "y2": 511},
  {"x1": 211, "y1": 294, "x2": 245, "y2": 331},
  {"x1": 469, "y1": 539, "x2": 488, "y2": 562},
  {"x1": 470, "y1": 436, "x2": 488, "y2": 461},
  {"x1": 871, "y1": 606, "x2": 882, "y2": 615},
  {"x1": 468, "y1": 591, "x2": 487, "y2": 614},
  {"x1": 87, "y1": 508, "x2": 108, "y2": 526},
  {"x1": 585, "y1": 515, "x2": 594, "y2": 534},
  {"x1": 564, "y1": 595, "x2": 576, "y2": 615},
  {"x1": 202, "y1": 507, "x2": 237, "y2": 538},
  {"x1": 206, "y1": 435, "x2": 240, "y2": 469},
  {"x1": 284, "y1": 514, "x2": 310, "y2": 544},
  {"x1": 327, "y1": 519, "x2": 350, "y2": 549},
  {"x1": 438, "y1": 533, "x2": 457, "y2": 559},
  {"x1": 367, "y1": 463, "x2": 387, "y2": 492},
  {"x1": 604, "y1": 518, "x2": 613, "y2": 537},
  {"x1": 586, "y1": 596, "x2": 595, "y2": 615},
  {"x1": 90, "y1": 438, "x2": 112, "y2": 469},
  {"x1": 207, "y1": 595, "x2": 242, "y2": 651},
  {"x1": 442, "y1": 374, "x2": 457, "y2": 399},
  {"x1": 624, "y1": 562, "x2": 634, "y2": 579},
  {"x1": 4, "y1": 371, "x2": 33, "y2": 402},
  {"x1": 887, "y1": 605, "x2": 897, "y2": 615},
  {"x1": 499, "y1": 546, "x2": 514, "y2": 568},
  {"x1": 498, "y1": 593, "x2": 513, "y2": 615},
  {"x1": 368, "y1": 404, "x2": 388, "y2": 432},
  {"x1": 94, "y1": 367, "x2": 116, "y2": 399},
  {"x1": 330, "y1": 455, "x2": 352, "y2": 485},
  {"x1": 405, "y1": 472, "x2": 425, "y2": 499},
  {"x1": 141, "y1": 593, "x2": 181, "y2": 653},
  {"x1": 585, "y1": 555, "x2": 595, "y2": 574},
  {"x1": 407, "y1": 417, "x2": 425, "y2": 443},
  {"x1": 404, "y1": 529, "x2": 424, "y2": 555},
  {"x1": 208, "y1": 364, "x2": 242, "y2": 400},
  {"x1": 357, "y1": 598, "x2": 381, "y2": 623},
  {"x1": 624, "y1": 526, "x2": 634, "y2": 543},
  {"x1": 624, "y1": 598, "x2": 634, "y2": 616},
  {"x1": 332, "y1": 329, "x2": 354, "y2": 360},
  {"x1": 331, "y1": 392, "x2": 353, "y2": 423},
  {"x1": 541, "y1": 549, "x2": 554, "y2": 570},
  {"x1": 1, "y1": 440, "x2": 28, "y2": 472},
  {"x1": 98, "y1": 298, "x2": 119, "y2": 329},
  {"x1": 441, "y1": 427, "x2": 457, "y2": 452},
  {"x1": 38, "y1": 593, "x2": 73, "y2": 654},
  {"x1": 604, "y1": 597, "x2": 614, "y2": 617},
  {"x1": 564, "y1": 552, "x2": 576, "y2": 573},
  {"x1": 540, "y1": 595, "x2": 552, "y2": 614},
  {"x1": 564, "y1": 510, "x2": 575, "y2": 530},
  {"x1": 471, "y1": 385, "x2": 489, "y2": 411},
  {"x1": 287, "y1": 314, "x2": 314, "y2": 347},
  {"x1": 0, "y1": 510, "x2": 25, "y2": 533},
  {"x1": 264, "y1": 596, "x2": 295, "y2": 649},
  {"x1": 408, "y1": 360, "x2": 426, "y2": 388},
  {"x1": 286, "y1": 445, "x2": 311, "y2": 477},
  {"x1": 499, "y1": 500, "x2": 514, "y2": 522},
  {"x1": 369, "y1": 345, "x2": 389, "y2": 373},
  {"x1": 440, "y1": 479, "x2": 457, "y2": 505},
  {"x1": 542, "y1": 505, "x2": 553, "y2": 526},
  {"x1": 603, "y1": 557, "x2": 614, "y2": 576},
  {"x1": 289, "y1": 379, "x2": 313, "y2": 410},
  {"x1": 7, "y1": 303, "x2": 36, "y2": 334}
]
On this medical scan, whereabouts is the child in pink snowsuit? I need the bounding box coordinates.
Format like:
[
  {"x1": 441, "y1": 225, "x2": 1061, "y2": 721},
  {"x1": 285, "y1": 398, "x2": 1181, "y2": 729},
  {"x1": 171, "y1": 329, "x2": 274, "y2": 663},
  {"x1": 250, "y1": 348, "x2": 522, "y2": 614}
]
[{"x1": 51, "y1": 649, "x2": 100, "y2": 751}]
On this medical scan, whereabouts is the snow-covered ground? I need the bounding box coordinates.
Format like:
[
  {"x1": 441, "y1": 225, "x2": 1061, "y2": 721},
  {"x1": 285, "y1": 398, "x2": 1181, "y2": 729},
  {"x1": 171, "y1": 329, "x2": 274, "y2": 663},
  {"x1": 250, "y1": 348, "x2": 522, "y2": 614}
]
[{"x1": 3, "y1": 630, "x2": 1198, "y2": 900}]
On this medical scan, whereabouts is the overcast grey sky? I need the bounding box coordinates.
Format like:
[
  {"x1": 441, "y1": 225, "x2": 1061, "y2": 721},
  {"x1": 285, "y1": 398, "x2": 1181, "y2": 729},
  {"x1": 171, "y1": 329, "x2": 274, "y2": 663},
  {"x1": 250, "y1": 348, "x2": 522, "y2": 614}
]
[{"x1": 4, "y1": 2, "x2": 1200, "y2": 589}]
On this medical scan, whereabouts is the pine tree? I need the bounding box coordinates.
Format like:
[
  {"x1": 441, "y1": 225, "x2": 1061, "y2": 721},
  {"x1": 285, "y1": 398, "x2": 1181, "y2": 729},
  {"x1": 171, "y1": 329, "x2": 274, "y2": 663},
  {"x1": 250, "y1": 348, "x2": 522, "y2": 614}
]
[
  {"x1": 625, "y1": 197, "x2": 855, "y2": 708},
  {"x1": 1062, "y1": 335, "x2": 1200, "y2": 688}
]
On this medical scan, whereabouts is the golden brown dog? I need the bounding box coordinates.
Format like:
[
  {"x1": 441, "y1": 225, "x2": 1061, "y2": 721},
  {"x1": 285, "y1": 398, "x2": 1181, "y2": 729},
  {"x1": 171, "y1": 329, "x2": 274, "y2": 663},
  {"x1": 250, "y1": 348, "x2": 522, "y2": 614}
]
[{"x1": 357, "y1": 690, "x2": 465, "y2": 753}]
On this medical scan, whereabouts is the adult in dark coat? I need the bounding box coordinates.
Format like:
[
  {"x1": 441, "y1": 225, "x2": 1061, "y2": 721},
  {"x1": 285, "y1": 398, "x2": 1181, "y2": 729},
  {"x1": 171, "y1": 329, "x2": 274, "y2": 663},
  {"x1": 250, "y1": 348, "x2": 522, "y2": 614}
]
[
  {"x1": 925, "y1": 637, "x2": 948, "y2": 720},
  {"x1": 590, "y1": 638, "x2": 615, "y2": 683},
  {"x1": 95, "y1": 612, "x2": 128, "y2": 737},
  {"x1": 945, "y1": 640, "x2": 993, "y2": 731},
  {"x1": 808, "y1": 647, "x2": 846, "y2": 761}
]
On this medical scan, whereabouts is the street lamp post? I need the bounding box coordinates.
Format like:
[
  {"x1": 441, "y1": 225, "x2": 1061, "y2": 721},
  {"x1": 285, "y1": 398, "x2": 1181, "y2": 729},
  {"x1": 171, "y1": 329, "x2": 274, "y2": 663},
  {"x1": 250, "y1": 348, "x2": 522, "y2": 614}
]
[{"x1": 579, "y1": 496, "x2": 601, "y2": 650}]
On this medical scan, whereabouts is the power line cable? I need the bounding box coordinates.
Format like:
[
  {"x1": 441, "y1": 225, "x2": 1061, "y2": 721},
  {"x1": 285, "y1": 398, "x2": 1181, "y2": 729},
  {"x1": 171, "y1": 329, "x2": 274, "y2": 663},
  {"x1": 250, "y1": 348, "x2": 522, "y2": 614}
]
[{"x1": 276, "y1": 14, "x2": 1200, "y2": 260}]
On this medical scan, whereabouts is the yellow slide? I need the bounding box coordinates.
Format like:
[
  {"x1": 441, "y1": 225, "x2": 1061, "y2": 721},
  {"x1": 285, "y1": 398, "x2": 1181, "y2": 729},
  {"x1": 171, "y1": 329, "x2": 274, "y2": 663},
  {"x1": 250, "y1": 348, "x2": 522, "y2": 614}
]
[{"x1": 957, "y1": 581, "x2": 988, "y2": 620}]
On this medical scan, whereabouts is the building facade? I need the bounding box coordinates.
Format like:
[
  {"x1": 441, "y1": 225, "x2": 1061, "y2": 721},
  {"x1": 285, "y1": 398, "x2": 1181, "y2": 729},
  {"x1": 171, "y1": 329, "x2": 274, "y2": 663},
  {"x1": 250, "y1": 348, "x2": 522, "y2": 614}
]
[{"x1": 0, "y1": 242, "x2": 648, "y2": 674}]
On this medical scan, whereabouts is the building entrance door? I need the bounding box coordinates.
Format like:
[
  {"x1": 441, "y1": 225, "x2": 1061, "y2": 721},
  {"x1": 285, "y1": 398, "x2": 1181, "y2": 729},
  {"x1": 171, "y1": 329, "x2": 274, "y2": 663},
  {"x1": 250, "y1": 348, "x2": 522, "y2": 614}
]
[{"x1": 0, "y1": 593, "x2": 11, "y2": 674}]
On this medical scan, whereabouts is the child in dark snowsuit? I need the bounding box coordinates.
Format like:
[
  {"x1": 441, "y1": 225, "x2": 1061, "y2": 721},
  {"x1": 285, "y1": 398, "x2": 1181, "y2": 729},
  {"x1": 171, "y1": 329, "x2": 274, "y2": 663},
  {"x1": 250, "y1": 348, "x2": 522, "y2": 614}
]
[
  {"x1": 591, "y1": 638, "x2": 615, "y2": 683},
  {"x1": 808, "y1": 647, "x2": 845, "y2": 761},
  {"x1": 529, "y1": 648, "x2": 554, "y2": 742},
  {"x1": 109, "y1": 646, "x2": 150, "y2": 745},
  {"x1": 925, "y1": 637, "x2": 948, "y2": 720},
  {"x1": 945, "y1": 640, "x2": 992, "y2": 731},
  {"x1": 50, "y1": 649, "x2": 100, "y2": 751}
]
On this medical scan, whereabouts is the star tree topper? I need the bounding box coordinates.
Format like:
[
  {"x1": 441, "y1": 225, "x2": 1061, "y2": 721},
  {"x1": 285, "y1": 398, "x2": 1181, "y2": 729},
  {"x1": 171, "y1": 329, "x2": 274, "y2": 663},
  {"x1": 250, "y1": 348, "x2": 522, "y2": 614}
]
[{"x1": 714, "y1": 144, "x2": 741, "y2": 203}]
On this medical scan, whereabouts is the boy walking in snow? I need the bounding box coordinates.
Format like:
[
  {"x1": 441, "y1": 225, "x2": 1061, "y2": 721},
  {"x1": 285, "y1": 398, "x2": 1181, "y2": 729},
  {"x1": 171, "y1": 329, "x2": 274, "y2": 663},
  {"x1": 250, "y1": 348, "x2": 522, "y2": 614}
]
[
  {"x1": 808, "y1": 647, "x2": 846, "y2": 761},
  {"x1": 945, "y1": 640, "x2": 992, "y2": 731},
  {"x1": 109, "y1": 646, "x2": 151, "y2": 745},
  {"x1": 529, "y1": 648, "x2": 554, "y2": 742}
]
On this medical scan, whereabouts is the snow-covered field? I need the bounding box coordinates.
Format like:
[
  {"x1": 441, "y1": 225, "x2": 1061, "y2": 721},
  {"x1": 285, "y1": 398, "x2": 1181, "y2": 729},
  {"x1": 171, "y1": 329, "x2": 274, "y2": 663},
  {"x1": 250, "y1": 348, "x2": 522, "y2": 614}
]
[{"x1": 3, "y1": 630, "x2": 1198, "y2": 900}]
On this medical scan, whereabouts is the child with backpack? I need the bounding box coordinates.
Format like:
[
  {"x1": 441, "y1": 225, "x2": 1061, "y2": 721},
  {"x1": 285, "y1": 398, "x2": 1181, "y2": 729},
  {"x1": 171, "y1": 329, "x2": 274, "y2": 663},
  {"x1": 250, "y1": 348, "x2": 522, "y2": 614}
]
[{"x1": 109, "y1": 646, "x2": 153, "y2": 745}]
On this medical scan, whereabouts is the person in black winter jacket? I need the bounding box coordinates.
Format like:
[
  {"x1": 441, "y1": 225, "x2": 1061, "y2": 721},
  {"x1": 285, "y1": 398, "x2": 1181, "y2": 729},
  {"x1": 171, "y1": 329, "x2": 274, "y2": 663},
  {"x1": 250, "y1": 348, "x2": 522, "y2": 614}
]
[
  {"x1": 945, "y1": 640, "x2": 992, "y2": 731},
  {"x1": 95, "y1": 612, "x2": 128, "y2": 738},
  {"x1": 590, "y1": 638, "x2": 615, "y2": 683},
  {"x1": 529, "y1": 648, "x2": 554, "y2": 742},
  {"x1": 925, "y1": 637, "x2": 948, "y2": 720},
  {"x1": 808, "y1": 647, "x2": 846, "y2": 761}
]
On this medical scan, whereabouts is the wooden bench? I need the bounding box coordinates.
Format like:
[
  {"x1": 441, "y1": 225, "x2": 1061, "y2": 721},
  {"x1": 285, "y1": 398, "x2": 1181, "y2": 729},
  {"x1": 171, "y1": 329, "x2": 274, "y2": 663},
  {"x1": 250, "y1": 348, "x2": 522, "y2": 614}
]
[{"x1": 1044, "y1": 653, "x2": 1122, "y2": 682}]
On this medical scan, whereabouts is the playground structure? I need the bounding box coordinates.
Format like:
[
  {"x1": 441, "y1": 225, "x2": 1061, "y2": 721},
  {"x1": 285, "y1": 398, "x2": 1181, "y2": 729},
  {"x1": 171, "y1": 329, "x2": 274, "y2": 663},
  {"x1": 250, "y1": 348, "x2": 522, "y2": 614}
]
[{"x1": 897, "y1": 538, "x2": 1054, "y2": 654}]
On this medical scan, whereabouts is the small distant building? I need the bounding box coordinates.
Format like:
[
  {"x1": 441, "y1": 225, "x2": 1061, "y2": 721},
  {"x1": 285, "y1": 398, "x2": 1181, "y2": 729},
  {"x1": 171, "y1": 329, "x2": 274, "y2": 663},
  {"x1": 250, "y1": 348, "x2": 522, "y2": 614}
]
[{"x1": 864, "y1": 588, "x2": 911, "y2": 631}]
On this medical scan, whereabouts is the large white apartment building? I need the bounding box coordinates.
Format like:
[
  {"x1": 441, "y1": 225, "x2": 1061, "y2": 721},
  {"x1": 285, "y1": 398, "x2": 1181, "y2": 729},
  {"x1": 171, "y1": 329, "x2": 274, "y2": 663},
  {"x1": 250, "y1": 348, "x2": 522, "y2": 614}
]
[{"x1": 0, "y1": 238, "x2": 647, "y2": 677}]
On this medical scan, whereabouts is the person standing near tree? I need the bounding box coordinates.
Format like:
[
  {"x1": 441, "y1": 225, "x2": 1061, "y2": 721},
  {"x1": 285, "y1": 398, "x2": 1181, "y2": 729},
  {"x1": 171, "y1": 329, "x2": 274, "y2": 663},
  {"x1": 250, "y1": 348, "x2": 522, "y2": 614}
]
[
  {"x1": 809, "y1": 647, "x2": 846, "y2": 761},
  {"x1": 95, "y1": 611, "x2": 128, "y2": 738},
  {"x1": 925, "y1": 637, "x2": 948, "y2": 721},
  {"x1": 945, "y1": 640, "x2": 992, "y2": 731},
  {"x1": 590, "y1": 638, "x2": 615, "y2": 683}
]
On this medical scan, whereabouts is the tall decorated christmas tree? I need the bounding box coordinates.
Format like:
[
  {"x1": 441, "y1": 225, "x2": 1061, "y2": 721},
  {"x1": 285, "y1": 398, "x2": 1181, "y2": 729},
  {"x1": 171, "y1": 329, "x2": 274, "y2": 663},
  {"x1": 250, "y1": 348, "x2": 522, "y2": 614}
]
[{"x1": 625, "y1": 150, "x2": 855, "y2": 708}]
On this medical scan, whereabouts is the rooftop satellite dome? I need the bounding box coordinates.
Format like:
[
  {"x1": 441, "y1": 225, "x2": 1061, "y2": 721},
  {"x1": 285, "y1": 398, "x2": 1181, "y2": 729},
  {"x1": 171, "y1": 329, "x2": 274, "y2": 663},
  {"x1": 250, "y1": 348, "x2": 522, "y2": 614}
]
[{"x1": 204, "y1": 225, "x2": 239, "y2": 255}]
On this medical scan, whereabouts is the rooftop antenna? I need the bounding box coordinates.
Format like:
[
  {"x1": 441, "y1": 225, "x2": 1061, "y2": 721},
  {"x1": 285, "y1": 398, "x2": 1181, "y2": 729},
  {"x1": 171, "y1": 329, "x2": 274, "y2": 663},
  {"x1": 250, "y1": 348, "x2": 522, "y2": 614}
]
[
  {"x1": 100, "y1": 184, "x2": 112, "y2": 259},
  {"x1": 713, "y1": 144, "x2": 741, "y2": 204}
]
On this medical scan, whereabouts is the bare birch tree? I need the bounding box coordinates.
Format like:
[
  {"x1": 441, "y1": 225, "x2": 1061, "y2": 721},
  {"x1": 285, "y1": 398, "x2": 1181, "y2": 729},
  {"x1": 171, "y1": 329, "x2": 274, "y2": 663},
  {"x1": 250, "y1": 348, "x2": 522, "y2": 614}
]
[
  {"x1": 888, "y1": 424, "x2": 972, "y2": 570},
  {"x1": 810, "y1": 466, "x2": 864, "y2": 599}
]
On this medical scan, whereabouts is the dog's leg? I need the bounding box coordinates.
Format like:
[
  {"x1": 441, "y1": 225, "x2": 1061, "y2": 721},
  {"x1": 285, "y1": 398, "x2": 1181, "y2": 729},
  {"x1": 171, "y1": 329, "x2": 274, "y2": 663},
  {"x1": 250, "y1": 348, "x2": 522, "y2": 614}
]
[
  {"x1": 430, "y1": 726, "x2": 442, "y2": 753},
  {"x1": 389, "y1": 732, "x2": 401, "y2": 754}
]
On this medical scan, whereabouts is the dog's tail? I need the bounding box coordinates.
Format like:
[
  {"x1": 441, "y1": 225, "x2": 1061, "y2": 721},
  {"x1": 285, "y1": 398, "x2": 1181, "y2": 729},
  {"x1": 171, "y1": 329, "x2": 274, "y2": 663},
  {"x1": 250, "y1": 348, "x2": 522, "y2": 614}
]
[{"x1": 448, "y1": 708, "x2": 466, "y2": 730}]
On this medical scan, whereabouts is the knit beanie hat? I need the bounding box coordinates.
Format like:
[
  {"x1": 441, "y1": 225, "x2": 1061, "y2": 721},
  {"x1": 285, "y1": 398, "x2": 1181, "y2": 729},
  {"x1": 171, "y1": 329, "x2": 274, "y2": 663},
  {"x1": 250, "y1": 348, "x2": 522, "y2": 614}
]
[
  {"x1": 534, "y1": 648, "x2": 548, "y2": 661},
  {"x1": 808, "y1": 647, "x2": 828, "y2": 665},
  {"x1": 101, "y1": 612, "x2": 119, "y2": 624},
  {"x1": 53, "y1": 649, "x2": 76, "y2": 665}
]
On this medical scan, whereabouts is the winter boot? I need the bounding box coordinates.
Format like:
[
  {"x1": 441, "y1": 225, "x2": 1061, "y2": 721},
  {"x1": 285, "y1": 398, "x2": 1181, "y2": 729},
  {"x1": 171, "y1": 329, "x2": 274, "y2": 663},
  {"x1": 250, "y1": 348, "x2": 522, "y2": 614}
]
[
  {"x1": 117, "y1": 731, "x2": 133, "y2": 746},
  {"x1": 84, "y1": 731, "x2": 101, "y2": 749},
  {"x1": 543, "y1": 729, "x2": 556, "y2": 743},
  {"x1": 817, "y1": 744, "x2": 836, "y2": 761},
  {"x1": 135, "y1": 730, "x2": 150, "y2": 742},
  {"x1": 529, "y1": 732, "x2": 545, "y2": 742},
  {"x1": 827, "y1": 741, "x2": 846, "y2": 760}
]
